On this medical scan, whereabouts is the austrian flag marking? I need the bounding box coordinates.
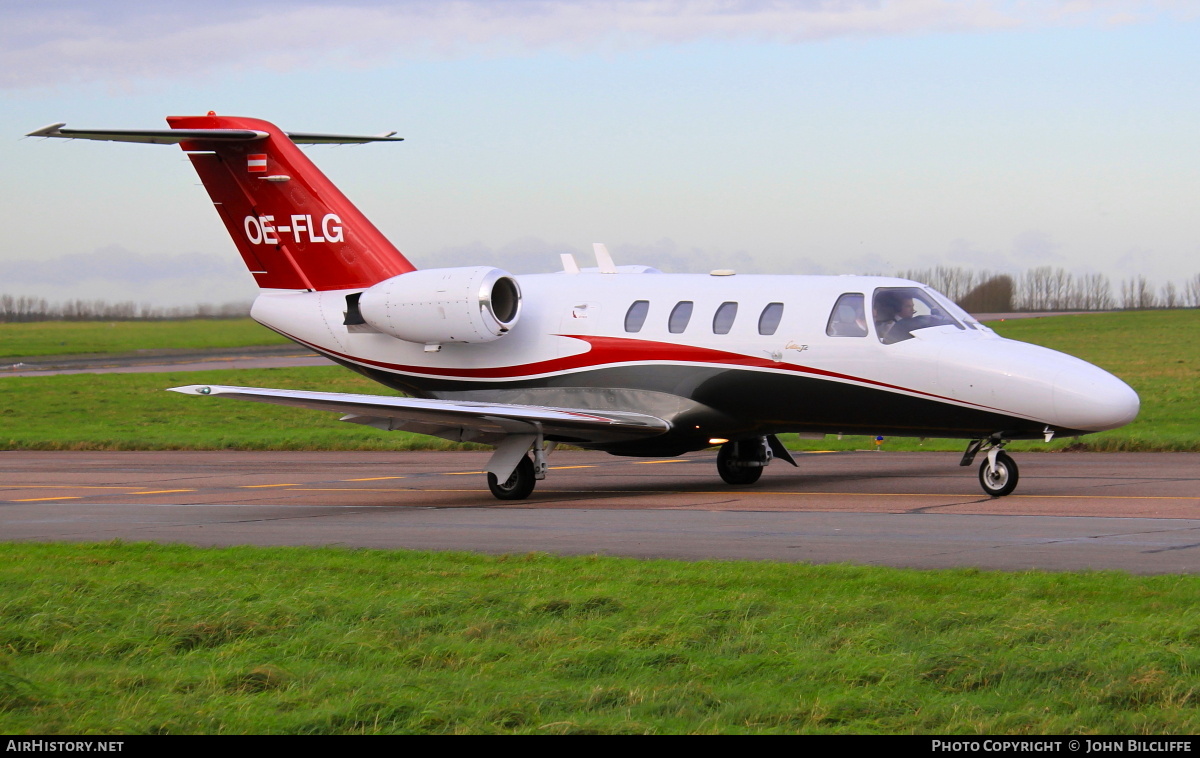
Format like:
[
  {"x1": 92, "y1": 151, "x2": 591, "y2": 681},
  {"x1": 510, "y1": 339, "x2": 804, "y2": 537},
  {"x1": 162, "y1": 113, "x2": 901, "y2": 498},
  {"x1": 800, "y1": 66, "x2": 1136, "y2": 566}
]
[{"x1": 247, "y1": 154, "x2": 268, "y2": 172}]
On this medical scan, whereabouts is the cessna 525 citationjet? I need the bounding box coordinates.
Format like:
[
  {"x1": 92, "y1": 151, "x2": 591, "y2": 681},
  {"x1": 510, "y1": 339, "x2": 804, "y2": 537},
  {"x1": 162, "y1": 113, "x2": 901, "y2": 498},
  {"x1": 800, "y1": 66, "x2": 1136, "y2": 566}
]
[{"x1": 28, "y1": 114, "x2": 1140, "y2": 500}]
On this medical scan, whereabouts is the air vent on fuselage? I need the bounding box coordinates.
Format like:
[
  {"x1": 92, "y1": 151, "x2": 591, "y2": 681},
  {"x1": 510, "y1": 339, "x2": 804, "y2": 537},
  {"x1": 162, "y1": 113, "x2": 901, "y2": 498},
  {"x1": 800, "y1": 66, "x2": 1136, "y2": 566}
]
[{"x1": 343, "y1": 292, "x2": 366, "y2": 326}]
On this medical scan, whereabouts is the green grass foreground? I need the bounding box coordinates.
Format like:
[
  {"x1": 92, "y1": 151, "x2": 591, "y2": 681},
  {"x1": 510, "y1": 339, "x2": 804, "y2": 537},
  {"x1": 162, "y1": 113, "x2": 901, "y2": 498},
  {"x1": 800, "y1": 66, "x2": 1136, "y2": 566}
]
[
  {"x1": 2, "y1": 310, "x2": 1197, "y2": 451},
  {"x1": 0, "y1": 367, "x2": 482, "y2": 451},
  {"x1": 1, "y1": 542, "x2": 1198, "y2": 734},
  {"x1": 1, "y1": 319, "x2": 286, "y2": 358}
]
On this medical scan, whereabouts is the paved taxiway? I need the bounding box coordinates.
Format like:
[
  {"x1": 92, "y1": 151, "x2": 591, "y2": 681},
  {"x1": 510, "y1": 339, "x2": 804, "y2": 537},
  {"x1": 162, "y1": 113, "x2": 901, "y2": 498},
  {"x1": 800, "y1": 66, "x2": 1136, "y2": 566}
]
[
  {"x1": 3, "y1": 450, "x2": 1197, "y2": 573},
  {"x1": 3, "y1": 345, "x2": 330, "y2": 377}
]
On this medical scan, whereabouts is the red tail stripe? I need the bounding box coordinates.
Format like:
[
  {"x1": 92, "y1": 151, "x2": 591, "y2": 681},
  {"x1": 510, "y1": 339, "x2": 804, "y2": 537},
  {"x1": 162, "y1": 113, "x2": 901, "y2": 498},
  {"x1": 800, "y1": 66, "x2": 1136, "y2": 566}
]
[{"x1": 168, "y1": 114, "x2": 415, "y2": 291}]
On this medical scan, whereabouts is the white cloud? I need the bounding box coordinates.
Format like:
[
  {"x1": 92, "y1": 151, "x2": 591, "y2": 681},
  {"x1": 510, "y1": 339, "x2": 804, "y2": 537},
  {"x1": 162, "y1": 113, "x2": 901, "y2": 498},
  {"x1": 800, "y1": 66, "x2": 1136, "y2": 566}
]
[
  {"x1": 0, "y1": 244, "x2": 243, "y2": 284},
  {"x1": 1010, "y1": 230, "x2": 1064, "y2": 265},
  {"x1": 411, "y1": 237, "x2": 577, "y2": 274},
  {"x1": 3, "y1": 0, "x2": 1190, "y2": 90},
  {"x1": 409, "y1": 236, "x2": 765, "y2": 275},
  {"x1": 0, "y1": 245, "x2": 256, "y2": 306}
]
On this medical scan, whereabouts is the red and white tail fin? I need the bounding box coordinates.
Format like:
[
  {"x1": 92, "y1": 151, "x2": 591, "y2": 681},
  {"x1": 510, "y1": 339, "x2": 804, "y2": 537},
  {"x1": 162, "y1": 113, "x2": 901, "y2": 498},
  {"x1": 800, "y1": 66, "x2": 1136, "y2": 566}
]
[
  {"x1": 166, "y1": 115, "x2": 415, "y2": 291},
  {"x1": 27, "y1": 114, "x2": 416, "y2": 289}
]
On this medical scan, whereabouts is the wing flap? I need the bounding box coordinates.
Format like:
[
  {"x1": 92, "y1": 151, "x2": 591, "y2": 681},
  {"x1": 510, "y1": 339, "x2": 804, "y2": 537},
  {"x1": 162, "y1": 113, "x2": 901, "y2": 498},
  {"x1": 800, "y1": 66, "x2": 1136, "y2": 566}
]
[{"x1": 169, "y1": 385, "x2": 669, "y2": 445}]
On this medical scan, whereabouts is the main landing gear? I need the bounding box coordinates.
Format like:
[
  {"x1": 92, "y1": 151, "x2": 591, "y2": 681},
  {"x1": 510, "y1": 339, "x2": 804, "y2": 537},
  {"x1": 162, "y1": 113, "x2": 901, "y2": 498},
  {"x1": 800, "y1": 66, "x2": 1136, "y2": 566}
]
[
  {"x1": 484, "y1": 433, "x2": 553, "y2": 501},
  {"x1": 717, "y1": 441, "x2": 764, "y2": 485},
  {"x1": 961, "y1": 437, "x2": 1020, "y2": 497},
  {"x1": 484, "y1": 434, "x2": 799, "y2": 500},
  {"x1": 717, "y1": 436, "x2": 797, "y2": 486},
  {"x1": 487, "y1": 454, "x2": 537, "y2": 500}
]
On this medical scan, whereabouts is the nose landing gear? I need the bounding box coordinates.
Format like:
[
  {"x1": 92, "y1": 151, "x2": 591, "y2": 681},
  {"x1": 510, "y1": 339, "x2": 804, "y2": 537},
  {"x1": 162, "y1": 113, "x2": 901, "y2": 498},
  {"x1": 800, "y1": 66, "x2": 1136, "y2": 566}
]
[
  {"x1": 978, "y1": 449, "x2": 1019, "y2": 497},
  {"x1": 961, "y1": 437, "x2": 1020, "y2": 497}
]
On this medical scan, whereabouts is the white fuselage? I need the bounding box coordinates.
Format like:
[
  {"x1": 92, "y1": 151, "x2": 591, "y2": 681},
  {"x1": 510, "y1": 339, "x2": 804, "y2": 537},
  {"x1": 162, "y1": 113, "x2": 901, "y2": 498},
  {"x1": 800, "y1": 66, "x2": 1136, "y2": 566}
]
[{"x1": 250, "y1": 271, "x2": 1140, "y2": 455}]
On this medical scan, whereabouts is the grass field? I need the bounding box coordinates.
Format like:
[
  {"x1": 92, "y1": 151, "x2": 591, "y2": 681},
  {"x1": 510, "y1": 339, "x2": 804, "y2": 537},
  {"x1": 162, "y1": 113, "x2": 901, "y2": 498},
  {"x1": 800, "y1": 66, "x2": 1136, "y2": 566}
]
[
  {"x1": 2, "y1": 310, "x2": 1196, "y2": 452},
  {"x1": 2, "y1": 542, "x2": 1198, "y2": 734},
  {"x1": 0, "y1": 367, "x2": 482, "y2": 451},
  {"x1": 3, "y1": 364, "x2": 482, "y2": 450},
  {"x1": 3, "y1": 313, "x2": 1198, "y2": 736},
  {"x1": 987, "y1": 311, "x2": 1199, "y2": 452},
  {"x1": 0, "y1": 319, "x2": 286, "y2": 358}
]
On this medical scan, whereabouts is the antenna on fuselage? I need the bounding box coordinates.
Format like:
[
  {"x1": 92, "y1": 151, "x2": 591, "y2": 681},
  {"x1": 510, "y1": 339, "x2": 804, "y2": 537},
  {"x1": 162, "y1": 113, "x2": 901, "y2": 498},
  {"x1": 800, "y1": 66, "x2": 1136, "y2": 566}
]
[
  {"x1": 560, "y1": 253, "x2": 581, "y2": 274},
  {"x1": 593, "y1": 243, "x2": 617, "y2": 274}
]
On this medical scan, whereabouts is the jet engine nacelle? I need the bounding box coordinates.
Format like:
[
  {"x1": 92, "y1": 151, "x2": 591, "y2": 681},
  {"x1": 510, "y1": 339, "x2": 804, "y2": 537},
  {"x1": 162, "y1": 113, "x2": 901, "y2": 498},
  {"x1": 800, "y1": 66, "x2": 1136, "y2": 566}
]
[{"x1": 358, "y1": 266, "x2": 521, "y2": 344}]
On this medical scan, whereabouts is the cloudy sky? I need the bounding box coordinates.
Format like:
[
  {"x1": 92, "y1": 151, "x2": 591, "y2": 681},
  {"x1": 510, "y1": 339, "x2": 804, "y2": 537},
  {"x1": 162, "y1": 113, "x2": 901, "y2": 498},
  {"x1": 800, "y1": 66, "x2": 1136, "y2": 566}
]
[{"x1": 3, "y1": 0, "x2": 1198, "y2": 305}]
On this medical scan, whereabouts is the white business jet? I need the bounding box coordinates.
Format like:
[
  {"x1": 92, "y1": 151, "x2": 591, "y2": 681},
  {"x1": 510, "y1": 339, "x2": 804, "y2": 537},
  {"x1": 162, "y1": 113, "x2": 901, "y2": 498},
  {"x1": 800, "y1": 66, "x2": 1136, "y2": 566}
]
[{"x1": 27, "y1": 115, "x2": 1140, "y2": 499}]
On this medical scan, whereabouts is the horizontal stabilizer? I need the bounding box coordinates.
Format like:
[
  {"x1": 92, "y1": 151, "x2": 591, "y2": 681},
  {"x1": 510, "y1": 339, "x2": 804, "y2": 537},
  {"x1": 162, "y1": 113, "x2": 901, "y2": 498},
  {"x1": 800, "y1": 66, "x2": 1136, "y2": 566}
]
[
  {"x1": 25, "y1": 123, "x2": 402, "y2": 145},
  {"x1": 169, "y1": 385, "x2": 670, "y2": 446},
  {"x1": 286, "y1": 131, "x2": 403, "y2": 144}
]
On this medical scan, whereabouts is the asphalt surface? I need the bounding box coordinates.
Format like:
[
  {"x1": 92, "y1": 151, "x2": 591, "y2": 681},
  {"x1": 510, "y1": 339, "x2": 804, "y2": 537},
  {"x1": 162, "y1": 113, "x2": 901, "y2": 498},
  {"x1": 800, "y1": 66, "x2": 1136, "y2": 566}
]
[
  {"x1": 3, "y1": 450, "x2": 1198, "y2": 573},
  {"x1": 2, "y1": 344, "x2": 331, "y2": 376},
  {"x1": 5, "y1": 328, "x2": 1194, "y2": 574}
]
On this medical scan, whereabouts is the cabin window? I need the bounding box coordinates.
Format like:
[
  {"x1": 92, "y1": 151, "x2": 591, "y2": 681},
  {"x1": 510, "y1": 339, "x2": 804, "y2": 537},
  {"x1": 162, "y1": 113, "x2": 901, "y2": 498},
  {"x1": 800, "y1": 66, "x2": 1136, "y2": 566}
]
[
  {"x1": 826, "y1": 293, "x2": 867, "y2": 337},
  {"x1": 873, "y1": 287, "x2": 965, "y2": 344},
  {"x1": 712, "y1": 302, "x2": 738, "y2": 334},
  {"x1": 668, "y1": 301, "x2": 694, "y2": 334},
  {"x1": 624, "y1": 300, "x2": 650, "y2": 333},
  {"x1": 757, "y1": 302, "x2": 784, "y2": 335}
]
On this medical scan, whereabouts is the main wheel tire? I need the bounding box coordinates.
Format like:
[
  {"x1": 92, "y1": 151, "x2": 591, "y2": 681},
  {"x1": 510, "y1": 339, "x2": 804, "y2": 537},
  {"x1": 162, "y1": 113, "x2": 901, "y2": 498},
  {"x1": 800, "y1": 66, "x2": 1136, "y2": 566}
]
[
  {"x1": 487, "y1": 455, "x2": 536, "y2": 500},
  {"x1": 717, "y1": 442, "x2": 764, "y2": 485},
  {"x1": 978, "y1": 451, "x2": 1019, "y2": 497}
]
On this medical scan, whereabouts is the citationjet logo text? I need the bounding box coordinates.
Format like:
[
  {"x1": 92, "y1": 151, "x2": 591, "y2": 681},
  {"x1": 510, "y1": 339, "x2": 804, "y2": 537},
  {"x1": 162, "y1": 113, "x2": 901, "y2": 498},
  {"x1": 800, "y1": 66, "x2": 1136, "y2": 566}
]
[{"x1": 243, "y1": 214, "x2": 344, "y2": 245}]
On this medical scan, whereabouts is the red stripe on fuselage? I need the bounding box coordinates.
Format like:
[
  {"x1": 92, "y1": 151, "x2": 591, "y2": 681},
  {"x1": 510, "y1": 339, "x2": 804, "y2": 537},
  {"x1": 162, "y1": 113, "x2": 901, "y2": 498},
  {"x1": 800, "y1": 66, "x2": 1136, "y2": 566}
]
[{"x1": 277, "y1": 330, "x2": 1014, "y2": 416}]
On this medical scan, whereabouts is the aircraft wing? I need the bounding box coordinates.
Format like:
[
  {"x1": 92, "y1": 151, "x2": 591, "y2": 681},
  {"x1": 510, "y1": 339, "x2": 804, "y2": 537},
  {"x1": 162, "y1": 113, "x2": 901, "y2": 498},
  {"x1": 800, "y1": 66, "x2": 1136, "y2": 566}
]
[{"x1": 168, "y1": 384, "x2": 670, "y2": 446}]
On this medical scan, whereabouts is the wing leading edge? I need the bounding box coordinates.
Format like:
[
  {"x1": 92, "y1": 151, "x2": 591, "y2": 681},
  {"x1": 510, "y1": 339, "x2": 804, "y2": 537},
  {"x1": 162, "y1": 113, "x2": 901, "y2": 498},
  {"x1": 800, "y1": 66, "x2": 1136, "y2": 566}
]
[{"x1": 169, "y1": 384, "x2": 670, "y2": 479}]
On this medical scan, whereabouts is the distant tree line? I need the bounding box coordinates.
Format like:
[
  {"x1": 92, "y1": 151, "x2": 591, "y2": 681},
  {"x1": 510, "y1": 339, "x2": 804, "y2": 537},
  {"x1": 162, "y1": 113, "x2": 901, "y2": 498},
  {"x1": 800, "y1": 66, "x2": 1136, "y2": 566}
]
[
  {"x1": 4, "y1": 268, "x2": 1200, "y2": 322},
  {"x1": 0, "y1": 295, "x2": 251, "y2": 323},
  {"x1": 890, "y1": 267, "x2": 1200, "y2": 313}
]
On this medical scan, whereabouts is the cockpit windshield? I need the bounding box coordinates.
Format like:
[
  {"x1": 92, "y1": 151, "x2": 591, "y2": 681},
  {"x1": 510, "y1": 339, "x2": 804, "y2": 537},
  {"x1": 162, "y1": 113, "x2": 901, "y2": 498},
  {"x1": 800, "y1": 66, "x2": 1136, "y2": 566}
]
[
  {"x1": 924, "y1": 290, "x2": 991, "y2": 332},
  {"x1": 873, "y1": 287, "x2": 964, "y2": 344}
]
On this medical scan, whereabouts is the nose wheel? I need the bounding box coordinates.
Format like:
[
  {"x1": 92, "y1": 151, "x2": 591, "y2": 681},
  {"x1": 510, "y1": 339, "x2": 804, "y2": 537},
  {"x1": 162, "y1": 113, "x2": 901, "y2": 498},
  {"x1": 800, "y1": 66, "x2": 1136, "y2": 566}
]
[
  {"x1": 962, "y1": 438, "x2": 1020, "y2": 497},
  {"x1": 978, "y1": 450, "x2": 1019, "y2": 497}
]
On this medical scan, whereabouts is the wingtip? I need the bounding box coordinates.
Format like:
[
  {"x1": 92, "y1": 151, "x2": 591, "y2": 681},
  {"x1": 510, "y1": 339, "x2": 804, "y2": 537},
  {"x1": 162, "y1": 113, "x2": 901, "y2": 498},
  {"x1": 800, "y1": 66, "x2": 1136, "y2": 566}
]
[
  {"x1": 25, "y1": 122, "x2": 66, "y2": 138},
  {"x1": 167, "y1": 385, "x2": 213, "y2": 395}
]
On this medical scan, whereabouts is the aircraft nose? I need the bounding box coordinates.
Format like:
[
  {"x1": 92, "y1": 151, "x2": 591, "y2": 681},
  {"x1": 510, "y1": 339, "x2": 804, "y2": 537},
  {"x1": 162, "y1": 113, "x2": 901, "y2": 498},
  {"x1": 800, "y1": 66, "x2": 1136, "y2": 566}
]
[{"x1": 1052, "y1": 367, "x2": 1139, "y2": 432}]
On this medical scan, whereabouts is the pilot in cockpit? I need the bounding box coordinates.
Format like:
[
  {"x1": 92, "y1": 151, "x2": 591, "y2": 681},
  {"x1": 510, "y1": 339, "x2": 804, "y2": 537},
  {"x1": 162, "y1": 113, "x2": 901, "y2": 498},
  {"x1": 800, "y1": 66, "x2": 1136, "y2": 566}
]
[
  {"x1": 874, "y1": 287, "x2": 970, "y2": 344},
  {"x1": 873, "y1": 291, "x2": 917, "y2": 341},
  {"x1": 873, "y1": 293, "x2": 898, "y2": 337}
]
